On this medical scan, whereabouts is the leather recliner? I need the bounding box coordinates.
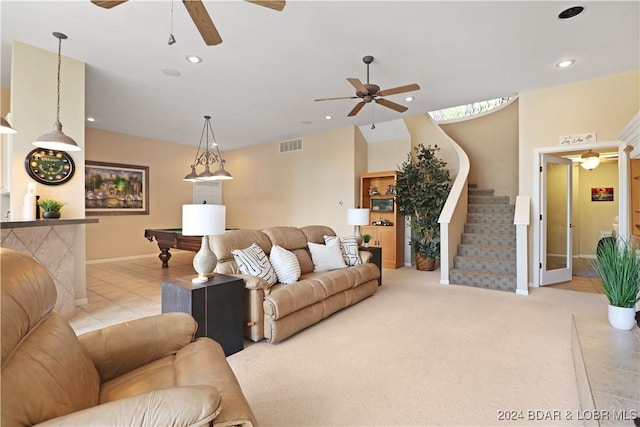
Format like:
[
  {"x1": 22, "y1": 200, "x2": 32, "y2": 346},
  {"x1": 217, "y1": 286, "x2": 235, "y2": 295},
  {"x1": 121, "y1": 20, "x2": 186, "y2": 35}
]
[{"x1": 1, "y1": 248, "x2": 257, "y2": 427}]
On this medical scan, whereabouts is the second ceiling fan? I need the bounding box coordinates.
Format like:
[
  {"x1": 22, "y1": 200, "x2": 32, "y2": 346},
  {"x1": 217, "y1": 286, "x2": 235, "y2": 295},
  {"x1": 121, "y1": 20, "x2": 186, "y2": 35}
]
[
  {"x1": 91, "y1": 0, "x2": 286, "y2": 46},
  {"x1": 315, "y1": 55, "x2": 420, "y2": 117}
]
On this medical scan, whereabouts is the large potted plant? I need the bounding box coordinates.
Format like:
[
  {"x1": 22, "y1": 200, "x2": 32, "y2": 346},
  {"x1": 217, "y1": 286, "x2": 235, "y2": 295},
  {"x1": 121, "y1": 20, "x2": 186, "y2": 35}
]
[
  {"x1": 395, "y1": 144, "x2": 452, "y2": 271},
  {"x1": 590, "y1": 236, "x2": 640, "y2": 330}
]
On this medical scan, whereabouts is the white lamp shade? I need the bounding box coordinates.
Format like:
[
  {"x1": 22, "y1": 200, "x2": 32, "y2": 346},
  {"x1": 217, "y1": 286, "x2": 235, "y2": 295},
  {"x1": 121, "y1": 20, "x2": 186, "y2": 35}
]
[
  {"x1": 182, "y1": 204, "x2": 226, "y2": 236},
  {"x1": 347, "y1": 208, "x2": 370, "y2": 226}
]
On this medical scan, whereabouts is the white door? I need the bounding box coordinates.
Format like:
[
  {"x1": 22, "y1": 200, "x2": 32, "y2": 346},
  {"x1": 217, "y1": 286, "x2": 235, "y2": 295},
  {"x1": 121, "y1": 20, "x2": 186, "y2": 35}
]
[{"x1": 540, "y1": 154, "x2": 573, "y2": 285}]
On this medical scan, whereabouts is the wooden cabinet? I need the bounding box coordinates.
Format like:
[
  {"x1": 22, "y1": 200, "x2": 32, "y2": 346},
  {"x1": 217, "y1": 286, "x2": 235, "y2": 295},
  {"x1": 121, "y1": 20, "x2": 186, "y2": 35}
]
[
  {"x1": 360, "y1": 171, "x2": 404, "y2": 269},
  {"x1": 631, "y1": 159, "x2": 640, "y2": 242}
]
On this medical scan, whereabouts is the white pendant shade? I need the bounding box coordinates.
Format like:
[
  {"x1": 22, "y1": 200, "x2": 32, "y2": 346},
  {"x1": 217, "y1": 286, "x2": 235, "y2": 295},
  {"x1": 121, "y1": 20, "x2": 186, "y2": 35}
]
[
  {"x1": 0, "y1": 117, "x2": 17, "y2": 134},
  {"x1": 33, "y1": 120, "x2": 81, "y2": 151}
]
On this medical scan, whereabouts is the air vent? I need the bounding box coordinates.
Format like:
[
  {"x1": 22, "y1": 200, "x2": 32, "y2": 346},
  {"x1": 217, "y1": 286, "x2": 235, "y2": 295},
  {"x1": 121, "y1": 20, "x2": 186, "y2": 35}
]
[{"x1": 279, "y1": 138, "x2": 303, "y2": 153}]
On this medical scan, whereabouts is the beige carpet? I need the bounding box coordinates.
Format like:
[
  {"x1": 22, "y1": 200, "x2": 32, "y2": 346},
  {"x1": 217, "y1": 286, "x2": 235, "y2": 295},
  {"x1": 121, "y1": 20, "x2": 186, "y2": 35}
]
[{"x1": 227, "y1": 268, "x2": 608, "y2": 426}]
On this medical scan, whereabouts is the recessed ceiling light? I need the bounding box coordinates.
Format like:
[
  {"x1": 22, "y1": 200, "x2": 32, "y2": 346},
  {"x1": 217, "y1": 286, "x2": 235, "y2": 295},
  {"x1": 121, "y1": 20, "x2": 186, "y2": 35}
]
[
  {"x1": 86, "y1": 117, "x2": 96, "y2": 122},
  {"x1": 556, "y1": 59, "x2": 576, "y2": 68},
  {"x1": 558, "y1": 6, "x2": 584, "y2": 20},
  {"x1": 162, "y1": 68, "x2": 181, "y2": 77},
  {"x1": 186, "y1": 55, "x2": 202, "y2": 64},
  {"x1": 404, "y1": 96, "x2": 415, "y2": 102},
  {"x1": 324, "y1": 115, "x2": 332, "y2": 120}
]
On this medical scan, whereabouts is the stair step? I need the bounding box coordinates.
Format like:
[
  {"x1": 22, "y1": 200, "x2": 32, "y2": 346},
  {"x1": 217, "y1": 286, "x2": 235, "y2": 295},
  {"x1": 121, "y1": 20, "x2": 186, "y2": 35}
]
[
  {"x1": 461, "y1": 233, "x2": 516, "y2": 247},
  {"x1": 468, "y1": 204, "x2": 515, "y2": 214},
  {"x1": 454, "y1": 256, "x2": 517, "y2": 275},
  {"x1": 450, "y1": 269, "x2": 516, "y2": 292},
  {"x1": 458, "y1": 244, "x2": 516, "y2": 260},
  {"x1": 468, "y1": 195, "x2": 510, "y2": 205},
  {"x1": 468, "y1": 188, "x2": 494, "y2": 196},
  {"x1": 467, "y1": 213, "x2": 513, "y2": 224},
  {"x1": 464, "y1": 223, "x2": 516, "y2": 235}
]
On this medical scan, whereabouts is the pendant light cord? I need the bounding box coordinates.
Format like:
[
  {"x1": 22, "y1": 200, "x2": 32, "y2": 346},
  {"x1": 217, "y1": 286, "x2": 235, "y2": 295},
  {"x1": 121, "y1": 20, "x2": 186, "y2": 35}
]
[{"x1": 56, "y1": 36, "x2": 62, "y2": 123}]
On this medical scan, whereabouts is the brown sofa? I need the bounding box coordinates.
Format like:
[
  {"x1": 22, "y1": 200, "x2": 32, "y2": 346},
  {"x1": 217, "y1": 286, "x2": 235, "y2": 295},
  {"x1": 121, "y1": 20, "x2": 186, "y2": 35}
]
[
  {"x1": 0, "y1": 248, "x2": 257, "y2": 427},
  {"x1": 210, "y1": 225, "x2": 380, "y2": 344}
]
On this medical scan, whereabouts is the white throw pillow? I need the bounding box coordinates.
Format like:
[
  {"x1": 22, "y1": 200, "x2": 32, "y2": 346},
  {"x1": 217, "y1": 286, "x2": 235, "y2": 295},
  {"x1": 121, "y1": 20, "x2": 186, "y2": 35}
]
[
  {"x1": 232, "y1": 243, "x2": 277, "y2": 285},
  {"x1": 324, "y1": 235, "x2": 362, "y2": 266},
  {"x1": 308, "y1": 239, "x2": 347, "y2": 272},
  {"x1": 269, "y1": 245, "x2": 301, "y2": 285}
]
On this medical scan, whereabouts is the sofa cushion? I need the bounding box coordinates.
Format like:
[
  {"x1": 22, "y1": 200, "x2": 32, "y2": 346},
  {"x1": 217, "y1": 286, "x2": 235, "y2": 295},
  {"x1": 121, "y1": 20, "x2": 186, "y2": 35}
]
[
  {"x1": 232, "y1": 243, "x2": 277, "y2": 285},
  {"x1": 269, "y1": 245, "x2": 301, "y2": 284},
  {"x1": 308, "y1": 239, "x2": 347, "y2": 272},
  {"x1": 324, "y1": 235, "x2": 362, "y2": 266},
  {"x1": 300, "y1": 225, "x2": 336, "y2": 244},
  {"x1": 263, "y1": 226, "x2": 314, "y2": 275},
  {"x1": 211, "y1": 229, "x2": 273, "y2": 274}
]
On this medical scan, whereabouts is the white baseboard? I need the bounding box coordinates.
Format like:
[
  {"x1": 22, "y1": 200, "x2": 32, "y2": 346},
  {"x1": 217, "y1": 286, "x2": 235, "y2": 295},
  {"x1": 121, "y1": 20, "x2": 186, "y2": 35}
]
[
  {"x1": 440, "y1": 280, "x2": 450, "y2": 285},
  {"x1": 516, "y1": 288, "x2": 529, "y2": 296}
]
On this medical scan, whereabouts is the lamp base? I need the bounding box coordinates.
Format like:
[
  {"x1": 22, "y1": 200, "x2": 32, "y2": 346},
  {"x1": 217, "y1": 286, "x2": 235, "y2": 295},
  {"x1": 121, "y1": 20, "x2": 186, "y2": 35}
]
[
  {"x1": 192, "y1": 235, "x2": 217, "y2": 283},
  {"x1": 354, "y1": 225, "x2": 363, "y2": 246}
]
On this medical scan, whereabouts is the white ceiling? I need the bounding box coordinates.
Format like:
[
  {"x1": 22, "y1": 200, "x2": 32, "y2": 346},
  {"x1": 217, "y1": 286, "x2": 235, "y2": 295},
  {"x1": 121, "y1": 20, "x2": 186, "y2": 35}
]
[{"x1": 1, "y1": 1, "x2": 638, "y2": 151}]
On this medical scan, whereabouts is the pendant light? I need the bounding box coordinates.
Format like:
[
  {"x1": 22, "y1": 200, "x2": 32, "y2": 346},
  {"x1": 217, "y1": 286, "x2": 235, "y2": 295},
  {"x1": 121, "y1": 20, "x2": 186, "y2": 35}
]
[
  {"x1": 580, "y1": 149, "x2": 600, "y2": 170},
  {"x1": 33, "y1": 32, "x2": 81, "y2": 152},
  {"x1": 183, "y1": 116, "x2": 233, "y2": 182}
]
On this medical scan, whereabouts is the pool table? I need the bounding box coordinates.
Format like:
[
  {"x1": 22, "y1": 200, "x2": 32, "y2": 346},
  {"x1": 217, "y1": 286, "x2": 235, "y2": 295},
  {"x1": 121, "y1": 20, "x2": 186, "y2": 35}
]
[{"x1": 144, "y1": 228, "x2": 202, "y2": 268}]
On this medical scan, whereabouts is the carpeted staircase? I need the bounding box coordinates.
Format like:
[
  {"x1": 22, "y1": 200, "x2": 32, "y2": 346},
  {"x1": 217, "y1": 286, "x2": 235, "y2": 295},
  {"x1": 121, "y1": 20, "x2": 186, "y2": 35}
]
[{"x1": 450, "y1": 186, "x2": 516, "y2": 292}]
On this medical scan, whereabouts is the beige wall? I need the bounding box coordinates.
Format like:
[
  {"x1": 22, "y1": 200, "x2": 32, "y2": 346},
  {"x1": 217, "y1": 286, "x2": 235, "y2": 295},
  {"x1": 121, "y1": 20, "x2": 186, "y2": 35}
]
[
  {"x1": 440, "y1": 100, "x2": 519, "y2": 203},
  {"x1": 576, "y1": 162, "x2": 619, "y2": 255},
  {"x1": 367, "y1": 136, "x2": 411, "y2": 173},
  {"x1": 221, "y1": 125, "x2": 359, "y2": 237},
  {"x1": 519, "y1": 70, "x2": 639, "y2": 199},
  {"x1": 404, "y1": 114, "x2": 460, "y2": 179},
  {"x1": 85, "y1": 128, "x2": 195, "y2": 260}
]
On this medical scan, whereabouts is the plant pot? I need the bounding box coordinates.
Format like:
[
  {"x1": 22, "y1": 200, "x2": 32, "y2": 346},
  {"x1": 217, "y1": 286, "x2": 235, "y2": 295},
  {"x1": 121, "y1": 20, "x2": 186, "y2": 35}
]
[
  {"x1": 608, "y1": 305, "x2": 636, "y2": 330},
  {"x1": 415, "y1": 253, "x2": 435, "y2": 271},
  {"x1": 42, "y1": 211, "x2": 60, "y2": 219}
]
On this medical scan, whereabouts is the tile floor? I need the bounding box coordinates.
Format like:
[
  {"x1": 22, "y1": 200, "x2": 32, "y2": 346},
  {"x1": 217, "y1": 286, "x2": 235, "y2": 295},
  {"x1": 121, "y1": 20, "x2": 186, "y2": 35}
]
[{"x1": 69, "y1": 250, "x2": 604, "y2": 335}]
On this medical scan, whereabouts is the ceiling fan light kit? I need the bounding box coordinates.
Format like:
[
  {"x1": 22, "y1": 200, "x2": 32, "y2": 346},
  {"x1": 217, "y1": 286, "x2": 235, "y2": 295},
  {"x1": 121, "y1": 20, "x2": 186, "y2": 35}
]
[
  {"x1": 314, "y1": 55, "x2": 420, "y2": 117},
  {"x1": 33, "y1": 32, "x2": 81, "y2": 152}
]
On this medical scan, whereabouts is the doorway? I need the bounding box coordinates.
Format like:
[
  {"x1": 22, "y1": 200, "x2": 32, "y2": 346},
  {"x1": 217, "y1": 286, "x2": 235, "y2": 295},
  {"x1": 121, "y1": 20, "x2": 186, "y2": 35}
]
[{"x1": 532, "y1": 142, "x2": 629, "y2": 288}]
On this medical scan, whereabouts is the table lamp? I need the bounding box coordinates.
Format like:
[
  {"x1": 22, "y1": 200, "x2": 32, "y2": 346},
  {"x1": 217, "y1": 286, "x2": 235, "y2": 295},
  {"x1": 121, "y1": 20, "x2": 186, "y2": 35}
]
[
  {"x1": 347, "y1": 208, "x2": 370, "y2": 245},
  {"x1": 182, "y1": 204, "x2": 226, "y2": 283}
]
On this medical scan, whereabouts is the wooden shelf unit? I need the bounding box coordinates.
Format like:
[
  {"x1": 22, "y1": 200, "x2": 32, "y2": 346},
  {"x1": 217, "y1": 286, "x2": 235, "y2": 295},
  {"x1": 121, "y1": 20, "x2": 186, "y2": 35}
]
[{"x1": 360, "y1": 171, "x2": 404, "y2": 269}]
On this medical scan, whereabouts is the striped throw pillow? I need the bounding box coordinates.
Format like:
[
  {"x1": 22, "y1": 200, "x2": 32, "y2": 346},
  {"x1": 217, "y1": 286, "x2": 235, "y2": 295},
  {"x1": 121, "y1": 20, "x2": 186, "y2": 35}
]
[
  {"x1": 232, "y1": 243, "x2": 277, "y2": 285},
  {"x1": 269, "y1": 245, "x2": 301, "y2": 284}
]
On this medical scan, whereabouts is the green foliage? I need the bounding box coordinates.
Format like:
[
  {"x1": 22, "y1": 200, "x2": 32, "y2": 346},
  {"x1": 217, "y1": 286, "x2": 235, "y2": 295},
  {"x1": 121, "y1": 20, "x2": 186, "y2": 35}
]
[
  {"x1": 590, "y1": 237, "x2": 640, "y2": 308},
  {"x1": 395, "y1": 144, "x2": 452, "y2": 259},
  {"x1": 38, "y1": 199, "x2": 65, "y2": 212},
  {"x1": 362, "y1": 234, "x2": 371, "y2": 243}
]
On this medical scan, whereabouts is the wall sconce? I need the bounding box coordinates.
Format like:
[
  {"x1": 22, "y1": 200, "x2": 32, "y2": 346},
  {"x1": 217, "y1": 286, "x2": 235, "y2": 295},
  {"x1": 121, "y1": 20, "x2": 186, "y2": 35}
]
[
  {"x1": 33, "y1": 32, "x2": 81, "y2": 152},
  {"x1": 348, "y1": 208, "x2": 370, "y2": 245},
  {"x1": 182, "y1": 204, "x2": 226, "y2": 283},
  {"x1": 183, "y1": 115, "x2": 233, "y2": 182},
  {"x1": 580, "y1": 149, "x2": 600, "y2": 170}
]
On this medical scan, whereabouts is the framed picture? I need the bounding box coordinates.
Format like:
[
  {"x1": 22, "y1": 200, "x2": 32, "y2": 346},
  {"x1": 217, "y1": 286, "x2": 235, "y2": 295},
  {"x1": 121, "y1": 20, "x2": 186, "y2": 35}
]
[
  {"x1": 371, "y1": 198, "x2": 394, "y2": 212},
  {"x1": 85, "y1": 161, "x2": 149, "y2": 215},
  {"x1": 591, "y1": 187, "x2": 614, "y2": 202}
]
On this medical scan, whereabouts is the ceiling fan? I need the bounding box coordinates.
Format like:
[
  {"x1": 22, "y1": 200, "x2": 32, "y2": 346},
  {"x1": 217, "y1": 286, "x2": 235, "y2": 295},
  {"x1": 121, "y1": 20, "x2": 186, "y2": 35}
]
[
  {"x1": 91, "y1": 0, "x2": 286, "y2": 46},
  {"x1": 315, "y1": 55, "x2": 420, "y2": 117}
]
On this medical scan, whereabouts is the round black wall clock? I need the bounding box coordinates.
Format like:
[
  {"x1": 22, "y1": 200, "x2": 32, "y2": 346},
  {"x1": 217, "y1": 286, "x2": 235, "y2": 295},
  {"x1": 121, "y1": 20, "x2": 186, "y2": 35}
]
[{"x1": 25, "y1": 148, "x2": 75, "y2": 185}]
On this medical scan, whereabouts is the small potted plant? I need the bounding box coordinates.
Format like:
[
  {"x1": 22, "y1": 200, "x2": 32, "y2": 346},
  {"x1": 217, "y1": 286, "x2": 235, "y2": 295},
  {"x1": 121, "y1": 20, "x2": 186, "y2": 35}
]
[
  {"x1": 363, "y1": 234, "x2": 371, "y2": 248},
  {"x1": 590, "y1": 236, "x2": 640, "y2": 330},
  {"x1": 39, "y1": 199, "x2": 65, "y2": 219}
]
